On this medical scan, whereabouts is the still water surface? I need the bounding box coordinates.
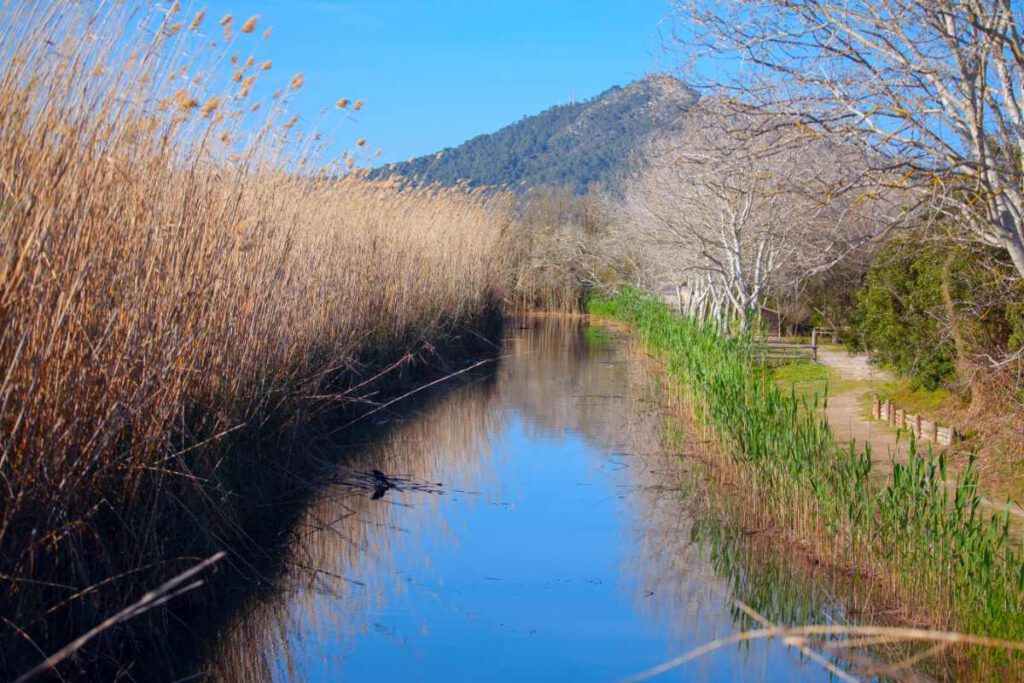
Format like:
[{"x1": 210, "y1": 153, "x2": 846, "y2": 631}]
[{"x1": 205, "y1": 320, "x2": 848, "y2": 681}]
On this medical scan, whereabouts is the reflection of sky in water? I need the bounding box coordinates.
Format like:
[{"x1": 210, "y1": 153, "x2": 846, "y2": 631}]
[{"x1": 212, "y1": 323, "x2": 843, "y2": 682}]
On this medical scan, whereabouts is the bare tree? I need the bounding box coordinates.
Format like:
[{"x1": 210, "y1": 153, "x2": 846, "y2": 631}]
[
  {"x1": 512, "y1": 188, "x2": 644, "y2": 310},
  {"x1": 671, "y1": 0, "x2": 1024, "y2": 277},
  {"x1": 620, "y1": 103, "x2": 872, "y2": 327}
]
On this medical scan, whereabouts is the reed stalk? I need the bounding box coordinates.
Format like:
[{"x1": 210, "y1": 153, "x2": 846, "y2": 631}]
[{"x1": 0, "y1": 2, "x2": 516, "y2": 676}]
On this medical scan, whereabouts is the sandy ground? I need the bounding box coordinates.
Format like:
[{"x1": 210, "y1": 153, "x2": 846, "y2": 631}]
[{"x1": 816, "y1": 347, "x2": 908, "y2": 462}]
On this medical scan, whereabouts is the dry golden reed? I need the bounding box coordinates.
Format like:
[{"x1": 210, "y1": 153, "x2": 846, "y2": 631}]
[{"x1": 0, "y1": 1, "x2": 515, "y2": 672}]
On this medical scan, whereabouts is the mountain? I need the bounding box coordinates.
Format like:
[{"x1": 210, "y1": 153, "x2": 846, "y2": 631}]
[{"x1": 374, "y1": 75, "x2": 698, "y2": 193}]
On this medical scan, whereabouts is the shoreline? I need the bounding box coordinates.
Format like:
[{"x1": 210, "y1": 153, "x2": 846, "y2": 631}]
[
  {"x1": 590, "y1": 291, "x2": 1024, "y2": 678},
  {"x1": 1, "y1": 310, "x2": 505, "y2": 681}
]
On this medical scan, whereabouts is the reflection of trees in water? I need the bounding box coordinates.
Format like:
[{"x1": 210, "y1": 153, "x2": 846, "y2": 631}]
[
  {"x1": 508, "y1": 325, "x2": 787, "y2": 659},
  {"x1": 507, "y1": 321, "x2": 894, "y2": 678},
  {"x1": 204, "y1": 318, "x2": 876, "y2": 682}
]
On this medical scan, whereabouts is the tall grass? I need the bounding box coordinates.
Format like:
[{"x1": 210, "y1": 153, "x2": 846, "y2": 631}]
[
  {"x1": 0, "y1": 2, "x2": 514, "y2": 675},
  {"x1": 591, "y1": 290, "x2": 1024, "y2": 659}
]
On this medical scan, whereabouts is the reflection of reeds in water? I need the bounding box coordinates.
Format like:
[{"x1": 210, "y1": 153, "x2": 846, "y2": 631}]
[
  {"x1": 202, "y1": 318, "x2": 825, "y2": 680},
  {"x1": 207, "y1": 319, "x2": 626, "y2": 680},
  {"x1": 206, "y1": 379, "x2": 505, "y2": 682},
  {"x1": 206, "y1": 318, "x2": 895, "y2": 681}
]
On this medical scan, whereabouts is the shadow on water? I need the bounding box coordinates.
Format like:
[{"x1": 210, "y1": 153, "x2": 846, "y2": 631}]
[
  {"x1": 159, "y1": 317, "x2": 928, "y2": 683},
  {"x1": 103, "y1": 328, "x2": 504, "y2": 683}
]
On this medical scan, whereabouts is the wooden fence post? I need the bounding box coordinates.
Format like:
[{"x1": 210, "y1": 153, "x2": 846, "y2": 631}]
[
  {"x1": 811, "y1": 328, "x2": 818, "y2": 361},
  {"x1": 872, "y1": 394, "x2": 881, "y2": 420},
  {"x1": 914, "y1": 414, "x2": 922, "y2": 439}
]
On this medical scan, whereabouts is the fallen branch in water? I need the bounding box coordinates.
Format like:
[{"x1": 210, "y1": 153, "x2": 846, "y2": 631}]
[
  {"x1": 619, "y1": 622, "x2": 1024, "y2": 683},
  {"x1": 329, "y1": 356, "x2": 504, "y2": 434}
]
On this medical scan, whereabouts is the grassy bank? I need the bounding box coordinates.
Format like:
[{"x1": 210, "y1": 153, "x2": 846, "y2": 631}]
[
  {"x1": 590, "y1": 290, "x2": 1024, "y2": 666},
  {"x1": 769, "y1": 362, "x2": 871, "y2": 403},
  {"x1": 0, "y1": 3, "x2": 515, "y2": 677}
]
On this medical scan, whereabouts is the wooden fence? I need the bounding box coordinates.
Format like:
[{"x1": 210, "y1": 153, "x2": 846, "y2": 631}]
[
  {"x1": 752, "y1": 328, "x2": 838, "y2": 364},
  {"x1": 752, "y1": 340, "x2": 818, "y2": 363},
  {"x1": 872, "y1": 395, "x2": 958, "y2": 446}
]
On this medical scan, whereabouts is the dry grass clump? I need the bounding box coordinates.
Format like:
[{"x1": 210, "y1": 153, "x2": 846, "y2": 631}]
[{"x1": 0, "y1": 1, "x2": 513, "y2": 674}]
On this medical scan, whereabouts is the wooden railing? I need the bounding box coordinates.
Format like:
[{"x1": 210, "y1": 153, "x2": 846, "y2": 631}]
[
  {"x1": 752, "y1": 328, "x2": 839, "y2": 364},
  {"x1": 752, "y1": 340, "x2": 818, "y2": 363},
  {"x1": 872, "y1": 395, "x2": 959, "y2": 446}
]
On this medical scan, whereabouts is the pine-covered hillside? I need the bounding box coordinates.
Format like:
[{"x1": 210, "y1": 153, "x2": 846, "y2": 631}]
[{"x1": 374, "y1": 75, "x2": 698, "y2": 193}]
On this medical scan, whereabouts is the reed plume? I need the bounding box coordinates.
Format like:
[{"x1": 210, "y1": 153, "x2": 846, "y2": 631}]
[{"x1": 0, "y1": 1, "x2": 516, "y2": 676}]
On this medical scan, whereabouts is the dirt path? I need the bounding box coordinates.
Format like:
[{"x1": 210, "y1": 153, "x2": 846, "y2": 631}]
[
  {"x1": 817, "y1": 347, "x2": 1024, "y2": 527},
  {"x1": 816, "y1": 347, "x2": 907, "y2": 463}
]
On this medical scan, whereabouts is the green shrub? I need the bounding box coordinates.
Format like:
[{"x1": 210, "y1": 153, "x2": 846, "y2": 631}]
[
  {"x1": 852, "y1": 234, "x2": 1024, "y2": 393},
  {"x1": 852, "y1": 238, "x2": 956, "y2": 389}
]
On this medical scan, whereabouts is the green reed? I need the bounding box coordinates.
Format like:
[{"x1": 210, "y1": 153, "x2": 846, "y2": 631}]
[{"x1": 591, "y1": 289, "x2": 1024, "y2": 644}]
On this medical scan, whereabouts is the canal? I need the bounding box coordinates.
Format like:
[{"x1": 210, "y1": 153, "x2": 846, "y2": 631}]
[{"x1": 199, "y1": 319, "x2": 859, "y2": 682}]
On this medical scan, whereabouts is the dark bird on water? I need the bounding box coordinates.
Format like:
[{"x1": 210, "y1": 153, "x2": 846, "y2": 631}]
[{"x1": 371, "y1": 469, "x2": 392, "y2": 500}]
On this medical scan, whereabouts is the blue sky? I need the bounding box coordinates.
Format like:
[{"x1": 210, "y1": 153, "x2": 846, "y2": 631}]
[{"x1": 195, "y1": 0, "x2": 674, "y2": 164}]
